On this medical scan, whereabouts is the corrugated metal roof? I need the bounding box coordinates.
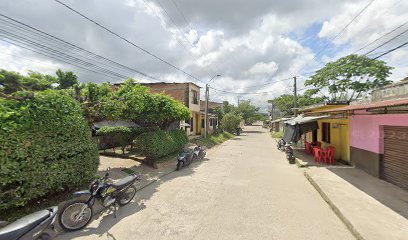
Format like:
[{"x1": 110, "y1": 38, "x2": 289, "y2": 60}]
[
  {"x1": 270, "y1": 117, "x2": 293, "y2": 123},
  {"x1": 316, "y1": 98, "x2": 408, "y2": 113},
  {"x1": 285, "y1": 115, "x2": 329, "y2": 125}
]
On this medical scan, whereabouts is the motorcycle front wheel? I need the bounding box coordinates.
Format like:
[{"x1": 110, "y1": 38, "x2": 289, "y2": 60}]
[
  {"x1": 118, "y1": 186, "x2": 137, "y2": 206},
  {"x1": 59, "y1": 200, "x2": 93, "y2": 232}
]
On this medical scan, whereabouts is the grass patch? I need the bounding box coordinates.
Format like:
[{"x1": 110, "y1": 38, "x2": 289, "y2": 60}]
[
  {"x1": 271, "y1": 131, "x2": 284, "y2": 139},
  {"x1": 193, "y1": 131, "x2": 235, "y2": 148}
]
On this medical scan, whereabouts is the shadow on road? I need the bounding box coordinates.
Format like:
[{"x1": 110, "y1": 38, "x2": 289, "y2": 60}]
[
  {"x1": 57, "y1": 158, "x2": 208, "y2": 240},
  {"x1": 243, "y1": 130, "x2": 263, "y2": 134}
]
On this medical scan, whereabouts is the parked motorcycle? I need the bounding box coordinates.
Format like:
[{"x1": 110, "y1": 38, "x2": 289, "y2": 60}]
[
  {"x1": 285, "y1": 143, "x2": 295, "y2": 164},
  {"x1": 58, "y1": 169, "x2": 142, "y2": 231},
  {"x1": 176, "y1": 149, "x2": 193, "y2": 171},
  {"x1": 277, "y1": 138, "x2": 286, "y2": 151},
  {"x1": 0, "y1": 206, "x2": 58, "y2": 240},
  {"x1": 192, "y1": 145, "x2": 207, "y2": 160},
  {"x1": 236, "y1": 127, "x2": 242, "y2": 136}
]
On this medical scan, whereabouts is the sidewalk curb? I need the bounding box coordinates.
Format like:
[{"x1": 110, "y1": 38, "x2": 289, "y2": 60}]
[{"x1": 303, "y1": 170, "x2": 365, "y2": 240}]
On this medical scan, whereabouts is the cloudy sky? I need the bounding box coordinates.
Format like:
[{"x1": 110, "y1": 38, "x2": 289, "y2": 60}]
[{"x1": 1, "y1": 0, "x2": 407, "y2": 111}]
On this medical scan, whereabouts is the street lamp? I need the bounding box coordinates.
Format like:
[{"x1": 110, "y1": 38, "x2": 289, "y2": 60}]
[{"x1": 205, "y1": 74, "x2": 221, "y2": 138}]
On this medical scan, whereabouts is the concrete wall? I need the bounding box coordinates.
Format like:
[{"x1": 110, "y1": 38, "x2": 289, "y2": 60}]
[
  {"x1": 188, "y1": 83, "x2": 200, "y2": 113},
  {"x1": 350, "y1": 146, "x2": 381, "y2": 177},
  {"x1": 318, "y1": 118, "x2": 350, "y2": 161},
  {"x1": 371, "y1": 78, "x2": 408, "y2": 101},
  {"x1": 350, "y1": 113, "x2": 408, "y2": 176},
  {"x1": 350, "y1": 113, "x2": 408, "y2": 154}
]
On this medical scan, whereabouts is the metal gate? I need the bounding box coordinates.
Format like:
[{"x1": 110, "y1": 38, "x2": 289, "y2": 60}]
[{"x1": 383, "y1": 126, "x2": 408, "y2": 190}]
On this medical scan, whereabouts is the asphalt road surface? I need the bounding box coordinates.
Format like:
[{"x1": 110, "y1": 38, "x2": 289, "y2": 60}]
[{"x1": 57, "y1": 125, "x2": 354, "y2": 240}]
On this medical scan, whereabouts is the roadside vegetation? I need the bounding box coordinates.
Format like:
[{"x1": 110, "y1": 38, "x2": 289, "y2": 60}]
[
  {"x1": 0, "y1": 69, "x2": 191, "y2": 221},
  {"x1": 193, "y1": 131, "x2": 235, "y2": 148},
  {"x1": 271, "y1": 131, "x2": 284, "y2": 139},
  {"x1": 270, "y1": 54, "x2": 393, "y2": 116}
]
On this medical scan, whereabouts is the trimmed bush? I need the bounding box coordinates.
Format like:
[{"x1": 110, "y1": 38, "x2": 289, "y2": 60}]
[
  {"x1": 135, "y1": 129, "x2": 188, "y2": 159},
  {"x1": 0, "y1": 90, "x2": 99, "y2": 210}
]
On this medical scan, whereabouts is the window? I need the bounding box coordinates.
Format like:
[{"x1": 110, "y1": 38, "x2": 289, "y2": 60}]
[
  {"x1": 201, "y1": 119, "x2": 205, "y2": 128},
  {"x1": 190, "y1": 118, "x2": 194, "y2": 132},
  {"x1": 192, "y1": 90, "x2": 198, "y2": 104},
  {"x1": 322, "y1": 122, "x2": 330, "y2": 143},
  {"x1": 210, "y1": 118, "x2": 213, "y2": 126}
]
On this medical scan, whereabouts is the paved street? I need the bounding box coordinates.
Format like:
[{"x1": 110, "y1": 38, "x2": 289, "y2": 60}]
[{"x1": 58, "y1": 126, "x2": 354, "y2": 240}]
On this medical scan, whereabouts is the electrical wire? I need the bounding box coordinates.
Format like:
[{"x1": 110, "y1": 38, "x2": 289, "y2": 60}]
[
  {"x1": 0, "y1": 13, "x2": 167, "y2": 83},
  {"x1": 372, "y1": 39, "x2": 408, "y2": 59},
  {"x1": 310, "y1": 0, "x2": 376, "y2": 63},
  {"x1": 53, "y1": 0, "x2": 205, "y2": 84},
  {"x1": 364, "y1": 27, "x2": 408, "y2": 55}
]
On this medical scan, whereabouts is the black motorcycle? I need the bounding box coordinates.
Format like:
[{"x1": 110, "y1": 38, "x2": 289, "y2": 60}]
[
  {"x1": 236, "y1": 127, "x2": 242, "y2": 136},
  {"x1": 192, "y1": 145, "x2": 206, "y2": 160},
  {"x1": 285, "y1": 143, "x2": 295, "y2": 164},
  {"x1": 277, "y1": 138, "x2": 286, "y2": 151},
  {"x1": 58, "y1": 169, "x2": 142, "y2": 231},
  {"x1": 176, "y1": 149, "x2": 193, "y2": 171},
  {"x1": 0, "y1": 206, "x2": 58, "y2": 240}
]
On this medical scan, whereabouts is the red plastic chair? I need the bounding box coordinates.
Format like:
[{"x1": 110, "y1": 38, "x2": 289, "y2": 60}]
[
  {"x1": 320, "y1": 149, "x2": 329, "y2": 164},
  {"x1": 313, "y1": 147, "x2": 321, "y2": 163},
  {"x1": 327, "y1": 146, "x2": 336, "y2": 164},
  {"x1": 304, "y1": 141, "x2": 312, "y2": 154},
  {"x1": 316, "y1": 141, "x2": 322, "y2": 147}
]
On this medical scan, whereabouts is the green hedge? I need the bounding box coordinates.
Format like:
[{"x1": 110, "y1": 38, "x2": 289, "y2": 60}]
[
  {"x1": 135, "y1": 129, "x2": 188, "y2": 159},
  {"x1": 0, "y1": 90, "x2": 99, "y2": 210}
]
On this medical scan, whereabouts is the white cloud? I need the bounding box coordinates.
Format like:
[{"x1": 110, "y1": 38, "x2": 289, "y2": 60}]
[{"x1": 0, "y1": 0, "x2": 407, "y2": 111}]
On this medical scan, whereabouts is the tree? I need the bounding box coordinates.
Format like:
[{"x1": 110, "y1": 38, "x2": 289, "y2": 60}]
[
  {"x1": 0, "y1": 69, "x2": 56, "y2": 97},
  {"x1": 79, "y1": 82, "x2": 114, "y2": 123},
  {"x1": 271, "y1": 94, "x2": 324, "y2": 116},
  {"x1": 305, "y1": 54, "x2": 393, "y2": 102},
  {"x1": 235, "y1": 100, "x2": 259, "y2": 124},
  {"x1": 101, "y1": 79, "x2": 191, "y2": 129},
  {"x1": 56, "y1": 69, "x2": 78, "y2": 89},
  {"x1": 221, "y1": 113, "x2": 242, "y2": 133}
]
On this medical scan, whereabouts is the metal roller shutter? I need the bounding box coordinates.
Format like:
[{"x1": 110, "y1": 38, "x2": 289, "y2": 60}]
[{"x1": 383, "y1": 126, "x2": 408, "y2": 190}]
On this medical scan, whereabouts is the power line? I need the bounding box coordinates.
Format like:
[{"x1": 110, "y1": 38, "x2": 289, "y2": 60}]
[
  {"x1": 310, "y1": 0, "x2": 376, "y2": 63},
  {"x1": 352, "y1": 21, "x2": 408, "y2": 54},
  {"x1": 373, "y1": 39, "x2": 408, "y2": 59},
  {"x1": 53, "y1": 0, "x2": 205, "y2": 84},
  {"x1": 165, "y1": 0, "x2": 224, "y2": 82},
  {"x1": 364, "y1": 27, "x2": 408, "y2": 55},
  {"x1": 141, "y1": 0, "x2": 219, "y2": 81},
  {"x1": 0, "y1": 13, "x2": 166, "y2": 83}
]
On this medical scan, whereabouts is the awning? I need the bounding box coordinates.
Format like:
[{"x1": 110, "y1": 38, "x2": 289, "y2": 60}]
[
  {"x1": 285, "y1": 115, "x2": 329, "y2": 125},
  {"x1": 270, "y1": 117, "x2": 293, "y2": 123},
  {"x1": 283, "y1": 115, "x2": 328, "y2": 143}
]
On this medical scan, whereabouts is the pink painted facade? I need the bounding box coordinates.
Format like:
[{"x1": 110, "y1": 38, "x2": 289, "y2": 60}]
[{"x1": 350, "y1": 113, "x2": 408, "y2": 154}]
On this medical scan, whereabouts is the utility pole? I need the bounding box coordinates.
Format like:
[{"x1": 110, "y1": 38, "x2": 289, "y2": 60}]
[
  {"x1": 205, "y1": 74, "x2": 220, "y2": 138},
  {"x1": 204, "y1": 84, "x2": 209, "y2": 138},
  {"x1": 237, "y1": 96, "x2": 241, "y2": 106},
  {"x1": 294, "y1": 76, "x2": 298, "y2": 116}
]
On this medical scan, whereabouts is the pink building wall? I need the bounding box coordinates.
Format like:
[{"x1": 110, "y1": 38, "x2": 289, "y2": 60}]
[{"x1": 350, "y1": 113, "x2": 408, "y2": 154}]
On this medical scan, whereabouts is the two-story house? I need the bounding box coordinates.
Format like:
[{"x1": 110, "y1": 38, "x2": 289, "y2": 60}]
[
  {"x1": 140, "y1": 82, "x2": 201, "y2": 136},
  {"x1": 199, "y1": 100, "x2": 222, "y2": 135}
]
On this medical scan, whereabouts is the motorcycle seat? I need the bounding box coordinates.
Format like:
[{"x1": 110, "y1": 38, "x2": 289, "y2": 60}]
[
  {"x1": 112, "y1": 175, "x2": 137, "y2": 189},
  {"x1": 0, "y1": 209, "x2": 51, "y2": 240}
]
